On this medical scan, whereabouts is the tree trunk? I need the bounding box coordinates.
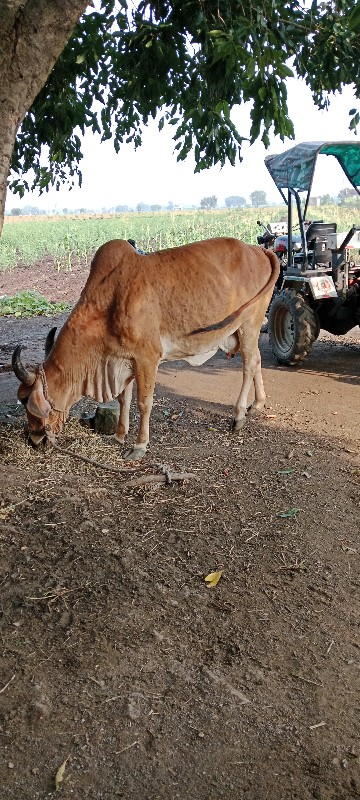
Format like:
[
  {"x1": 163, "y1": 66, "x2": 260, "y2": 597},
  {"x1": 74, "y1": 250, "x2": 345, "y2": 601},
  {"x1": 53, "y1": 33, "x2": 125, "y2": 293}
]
[{"x1": 0, "y1": 0, "x2": 89, "y2": 238}]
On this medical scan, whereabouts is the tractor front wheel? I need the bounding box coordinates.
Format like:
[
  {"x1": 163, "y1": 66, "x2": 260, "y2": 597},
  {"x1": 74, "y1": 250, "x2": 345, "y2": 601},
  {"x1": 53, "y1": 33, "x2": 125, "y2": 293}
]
[{"x1": 268, "y1": 289, "x2": 319, "y2": 365}]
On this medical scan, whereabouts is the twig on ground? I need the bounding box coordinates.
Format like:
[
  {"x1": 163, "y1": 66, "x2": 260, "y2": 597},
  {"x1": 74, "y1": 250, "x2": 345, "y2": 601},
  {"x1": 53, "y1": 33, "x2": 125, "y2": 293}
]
[
  {"x1": 309, "y1": 721, "x2": 326, "y2": 730},
  {"x1": 292, "y1": 674, "x2": 323, "y2": 687},
  {"x1": 0, "y1": 674, "x2": 15, "y2": 695},
  {"x1": 116, "y1": 740, "x2": 140, "y2": 755},
  {"x1": 122, "y1": 471, "x2": 200, "y2": 489},
  {"x1": 101, "y1": 695, "x2": 124, "y2": 704},
  {"x1": 277, "y1": 555, "x2": 307, "y2": 572}
]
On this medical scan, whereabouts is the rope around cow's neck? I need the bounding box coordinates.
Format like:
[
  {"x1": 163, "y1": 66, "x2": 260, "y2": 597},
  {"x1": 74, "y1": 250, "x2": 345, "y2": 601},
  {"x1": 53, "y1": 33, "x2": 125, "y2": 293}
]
[{"x1": 38, "y1": 364, "x2": 64, "y2": 412}]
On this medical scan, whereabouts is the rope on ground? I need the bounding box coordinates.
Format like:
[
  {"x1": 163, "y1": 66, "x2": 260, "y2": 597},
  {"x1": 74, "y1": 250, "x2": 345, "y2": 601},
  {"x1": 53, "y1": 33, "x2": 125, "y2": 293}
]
[{"x1": 50, "y1": 442, "x2": 138, "y2": 474}]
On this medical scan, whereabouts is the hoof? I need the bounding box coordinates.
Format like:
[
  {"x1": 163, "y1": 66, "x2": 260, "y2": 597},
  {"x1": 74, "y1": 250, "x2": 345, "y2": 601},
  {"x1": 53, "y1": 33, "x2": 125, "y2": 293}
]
[
  {"x1": 123, "y1": 446, "x2": 146, "y2": 462},
  {"x1": 104, "y1": 434, "x2": 125, "y2": 446},
  {"x1": 113, "y1": 433, "x2": 126, "y2": 445},
  {"x1": 230, "y1": 417, "x2": 246, "y2": 433},
  {"x1": 247, "y1": 406, "x2": 262, "y2": 419}
]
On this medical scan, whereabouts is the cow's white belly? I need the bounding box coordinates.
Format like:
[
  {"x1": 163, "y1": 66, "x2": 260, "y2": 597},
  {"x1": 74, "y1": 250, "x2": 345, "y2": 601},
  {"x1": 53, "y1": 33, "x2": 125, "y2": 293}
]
[
  {"x1": 160, "y1": 333, "x2": 238, "y2": 366},
  {"x1": 183, "y1": 349, "x2": 218, "y2": 366}
]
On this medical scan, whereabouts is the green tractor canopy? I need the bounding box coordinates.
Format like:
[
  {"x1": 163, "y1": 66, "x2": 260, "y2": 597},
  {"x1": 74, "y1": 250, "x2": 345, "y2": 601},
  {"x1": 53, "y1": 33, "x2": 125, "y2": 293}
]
[{"x1": 265, "y1": 141, "x2": 360, "y2": 216}]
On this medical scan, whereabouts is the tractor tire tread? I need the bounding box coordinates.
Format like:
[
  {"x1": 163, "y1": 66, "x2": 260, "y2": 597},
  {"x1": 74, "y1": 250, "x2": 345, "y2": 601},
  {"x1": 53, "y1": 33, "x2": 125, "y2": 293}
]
[{"x1": 269, "y1": 289, "x2": 319, "y2": 366}]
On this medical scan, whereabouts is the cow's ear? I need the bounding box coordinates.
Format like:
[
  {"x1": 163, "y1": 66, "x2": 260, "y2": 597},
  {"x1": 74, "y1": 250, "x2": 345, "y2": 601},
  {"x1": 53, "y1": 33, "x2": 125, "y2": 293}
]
[
  {"x1": 27, "y1": 381, "x2": 51, "y2": 419},
  {"x1": 17, "y1": 383, "x2": 31, "y2": 403}
]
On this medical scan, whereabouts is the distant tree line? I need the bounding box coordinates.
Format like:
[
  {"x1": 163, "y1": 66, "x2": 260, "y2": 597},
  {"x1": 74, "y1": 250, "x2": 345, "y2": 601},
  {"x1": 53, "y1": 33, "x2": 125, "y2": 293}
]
[{"x1": 7, "y1": 187, "x2": 359, "y2": 218}]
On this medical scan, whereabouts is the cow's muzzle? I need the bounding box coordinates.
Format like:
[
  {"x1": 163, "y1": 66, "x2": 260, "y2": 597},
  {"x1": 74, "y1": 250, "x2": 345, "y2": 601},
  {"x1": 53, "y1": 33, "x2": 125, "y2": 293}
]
[
  {"x1": 30, "y1": 433, "x2": 46, "y2": 446},
  {"x1": 25, "y1": 426, "x2": 47, "y2": 447}
]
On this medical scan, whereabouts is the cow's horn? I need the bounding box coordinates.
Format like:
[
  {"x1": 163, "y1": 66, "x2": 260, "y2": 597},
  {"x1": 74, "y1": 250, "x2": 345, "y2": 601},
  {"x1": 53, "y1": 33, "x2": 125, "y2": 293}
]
[
  {"x1": 11, "y1": 345, "x2": 36, "y2": 386},
  {"x1": 44, "y1": 327, "x2": 57, "y2": 359}
]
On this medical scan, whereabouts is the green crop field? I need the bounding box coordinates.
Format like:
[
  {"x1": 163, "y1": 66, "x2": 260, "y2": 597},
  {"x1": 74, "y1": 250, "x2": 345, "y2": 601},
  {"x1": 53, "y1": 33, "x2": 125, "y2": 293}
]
[{"x1": 0, "y1": 206, "x2": 358, "y2": 271}]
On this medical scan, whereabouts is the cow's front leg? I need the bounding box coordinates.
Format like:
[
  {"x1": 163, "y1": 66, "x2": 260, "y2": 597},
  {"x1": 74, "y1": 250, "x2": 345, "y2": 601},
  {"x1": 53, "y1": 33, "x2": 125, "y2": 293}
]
[
  {"x1": 114, "y1": 378, "x2": 134, "y2": 444},
  {"x1": 123, "y1": 358, "x2": 158, "y2": 461}
]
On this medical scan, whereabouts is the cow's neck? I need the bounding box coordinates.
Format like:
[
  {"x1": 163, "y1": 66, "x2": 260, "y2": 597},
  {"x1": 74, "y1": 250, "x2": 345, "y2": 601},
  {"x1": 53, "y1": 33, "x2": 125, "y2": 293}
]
[
  {"x1": 43, "y1": 355, "x2": 85, "y2": 413},
  {"x1": 44, "y1": 311, "x2": 132, "y2": 411}
]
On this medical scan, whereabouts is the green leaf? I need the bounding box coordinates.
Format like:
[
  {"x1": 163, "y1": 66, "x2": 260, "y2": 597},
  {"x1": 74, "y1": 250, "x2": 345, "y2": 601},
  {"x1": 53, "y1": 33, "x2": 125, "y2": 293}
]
[
  {"x1": 0, "y1": 291, "x2": 70, "y2": 318},
  {"x1": 209, "y1": 29, "x2": 225, "y2": 39},
  {"x1": 348, "y1": 3, "x2": 360, "y2": 31},
  {"x1": 276, "y1": 508, "x2": 300, "y2": 518},
  {"x1": 277, "y1": 64, "x2": 294, "y2": 79},
  {"x1": 276, "y1": 468, "x2": 295, "y2": 475}
]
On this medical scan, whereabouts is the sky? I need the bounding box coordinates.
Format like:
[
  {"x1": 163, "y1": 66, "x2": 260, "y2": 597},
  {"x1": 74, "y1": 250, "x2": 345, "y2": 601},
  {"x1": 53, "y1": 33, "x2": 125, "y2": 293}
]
[{"x1": 5, "y1": 77, "x2": 360, "y2": 213}]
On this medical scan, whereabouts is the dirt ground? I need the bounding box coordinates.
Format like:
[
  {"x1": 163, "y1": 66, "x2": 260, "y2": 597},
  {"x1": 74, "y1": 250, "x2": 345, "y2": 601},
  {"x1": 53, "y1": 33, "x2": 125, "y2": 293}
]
[{"x1": 0, "y1": 261, "x2": 359, "y2": 800}]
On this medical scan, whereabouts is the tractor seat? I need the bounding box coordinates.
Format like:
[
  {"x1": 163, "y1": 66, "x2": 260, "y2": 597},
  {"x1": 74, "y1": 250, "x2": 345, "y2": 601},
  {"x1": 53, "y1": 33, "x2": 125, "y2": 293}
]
[{"x1": 306, "y1": 221, "x2": 337, "y2": 267}]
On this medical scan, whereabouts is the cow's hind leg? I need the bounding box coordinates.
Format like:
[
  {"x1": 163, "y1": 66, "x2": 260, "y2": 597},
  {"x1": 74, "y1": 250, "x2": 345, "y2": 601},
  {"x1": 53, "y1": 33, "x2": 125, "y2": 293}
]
[
  {"x1": 231, "y1": 304, "x2": 267, "y2": 432},
  {"x1": 114, "y1": 378, "x2": 134, "y2": 444},
  {"x1": 123, "y1": 356, "x2": 158, "y2": 461},
  {"x1": 248, "y1": 354, "x2": 266, "y2": 416}
]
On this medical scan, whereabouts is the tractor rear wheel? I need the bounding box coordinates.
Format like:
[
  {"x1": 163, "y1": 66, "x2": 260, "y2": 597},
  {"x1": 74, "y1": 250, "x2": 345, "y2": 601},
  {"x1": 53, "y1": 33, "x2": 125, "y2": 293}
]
[{"x1": 268, "y1": 289, "x2": 319, "y2": 365}]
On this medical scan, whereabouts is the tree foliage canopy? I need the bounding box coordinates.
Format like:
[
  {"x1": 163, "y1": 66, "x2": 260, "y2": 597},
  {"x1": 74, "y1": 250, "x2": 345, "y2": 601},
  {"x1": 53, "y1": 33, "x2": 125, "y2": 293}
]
[
  {"x1": 250, "y1": 190, "x2": 267, "y2": 207},
  {"x1": 225, "y1": 196, "x2": 246, "y2": 208},
  {"x1": 200, "y1": 195, "x2": 218, "y2": 210},
  {"x1": 10, "y1": 0, "x2": 360, "y2": 198}
]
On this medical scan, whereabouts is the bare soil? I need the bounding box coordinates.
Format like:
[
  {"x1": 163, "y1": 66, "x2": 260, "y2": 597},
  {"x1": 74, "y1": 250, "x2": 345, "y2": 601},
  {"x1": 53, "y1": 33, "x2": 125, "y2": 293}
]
[{"x1": 0, "y1": 260, "x2": 359, "y2": 800}]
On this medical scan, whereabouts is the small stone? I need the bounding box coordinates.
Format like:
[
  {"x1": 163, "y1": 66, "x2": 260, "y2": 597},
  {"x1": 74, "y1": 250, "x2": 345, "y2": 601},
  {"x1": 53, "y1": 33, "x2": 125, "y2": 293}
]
[
  {"x1": 8, "y1": 762, "x2": 14, "y2": 769},
  {"x1": 59, "y1": 610, "x2": 73, "y2": 630},
  {"x1": 31, "y1": 700, "x2": 51, "y2": 720},
  {"x1": 127, "y1": 700, "x2": 140, "y2": 720}
]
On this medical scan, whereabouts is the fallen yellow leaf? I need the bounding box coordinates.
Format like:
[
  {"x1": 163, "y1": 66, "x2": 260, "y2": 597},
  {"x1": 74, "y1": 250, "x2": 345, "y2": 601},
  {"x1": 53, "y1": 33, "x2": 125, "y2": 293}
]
[
  {"x1": 55, "y1": 756, "x2": 70, "y2": 791},
  {"x1": 204, "y1": 570, "x2": 223, "y2": 588}
]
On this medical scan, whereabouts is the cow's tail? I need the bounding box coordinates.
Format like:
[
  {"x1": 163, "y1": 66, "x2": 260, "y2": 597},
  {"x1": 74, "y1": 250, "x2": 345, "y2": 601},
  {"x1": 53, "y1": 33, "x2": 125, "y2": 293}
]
[{"x1": 188, "y1": 248, "x2": 280, "y2": 336}]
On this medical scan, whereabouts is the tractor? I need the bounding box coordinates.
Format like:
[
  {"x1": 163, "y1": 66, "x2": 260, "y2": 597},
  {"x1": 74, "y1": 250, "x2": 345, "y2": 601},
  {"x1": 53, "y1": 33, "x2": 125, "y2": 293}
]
[{"x1": 259, "y1": 141, "x2": 360, "y2": 365}]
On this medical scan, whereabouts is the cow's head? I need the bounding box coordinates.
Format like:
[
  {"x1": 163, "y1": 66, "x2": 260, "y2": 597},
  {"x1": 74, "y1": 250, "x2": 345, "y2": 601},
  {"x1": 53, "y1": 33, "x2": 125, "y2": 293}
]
[{"x1": 12, "y1": 328, "x2": 65, "y2": 446}]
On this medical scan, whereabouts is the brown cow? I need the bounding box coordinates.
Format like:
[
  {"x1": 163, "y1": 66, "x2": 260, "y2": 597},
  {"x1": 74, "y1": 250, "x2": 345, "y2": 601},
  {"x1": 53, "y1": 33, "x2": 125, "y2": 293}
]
[{"x1": 12, "y1": 237, "x2": 279, "y2": 460}]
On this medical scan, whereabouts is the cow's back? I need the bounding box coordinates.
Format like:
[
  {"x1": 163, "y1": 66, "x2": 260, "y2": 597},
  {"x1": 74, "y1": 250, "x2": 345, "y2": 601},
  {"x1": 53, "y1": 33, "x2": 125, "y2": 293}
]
[{"x1": 75, "y1": 237, "x2": 277, "y2": 342}]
